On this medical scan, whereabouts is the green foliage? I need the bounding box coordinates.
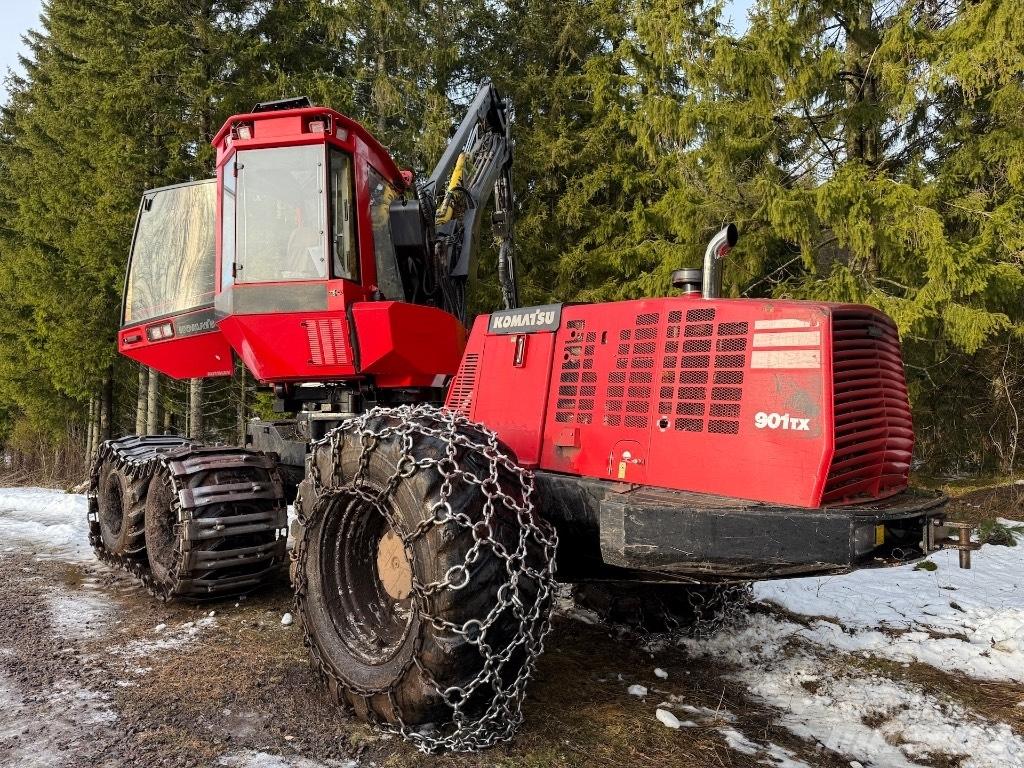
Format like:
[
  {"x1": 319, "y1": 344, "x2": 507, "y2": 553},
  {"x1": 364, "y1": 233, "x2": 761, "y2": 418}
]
[
  {"x1": 977, "y1": 520, "x2": 1024, "y2": 548},
  {"x1": 0, "y1": 0, "x2": 1020, "y2": 476}
]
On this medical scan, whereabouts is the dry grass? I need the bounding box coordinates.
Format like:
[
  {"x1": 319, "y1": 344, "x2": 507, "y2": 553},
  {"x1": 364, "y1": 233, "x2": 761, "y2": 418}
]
[
  {"x1": 848, "y1": 654, "x2": 1024, "y2": 735},
  {"x1": 95, "y1": 578, "x2": 847, "y2": 768}
]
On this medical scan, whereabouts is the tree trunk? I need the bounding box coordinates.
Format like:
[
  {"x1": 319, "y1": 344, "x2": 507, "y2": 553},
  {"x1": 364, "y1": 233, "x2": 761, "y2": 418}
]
[
  {"x1": 189, "y1": 378, "x2": 204, "y2": 440},
  {"x1": 85, "y1": 396, "x2": 98, "y2": 468},
  {"x1": 100, "y1": 367, "x2": 114, "y2": 442},
  {"x1": 91, "y1": 393, "x2": 101, "y2": 464},
  {"x1": 843, "y1": 1, "x2": 880, "y2": 280},
  {"x1": 147, "y1": 367, "x2": 161, "y2": 434},
  {"x1": 136, "y1": 366, "x2": 148, "y2": 435},
  {"x1": 236, "y1": 363, "x2": 247, "y2": 445}
]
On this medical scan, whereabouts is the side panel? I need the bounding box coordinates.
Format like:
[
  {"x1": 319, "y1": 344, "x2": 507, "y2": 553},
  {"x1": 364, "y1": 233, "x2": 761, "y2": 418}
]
[
  {"x1": 445, "y1": 316, "x2": 556, "y2": 467},
  {"x1": 537, "y1": 299, "x2": 834, "y2": 508},
  {"x1": 351, "y1": 301, "x2": 466, "y2": 388},
  {"x1": 217, "y1": 309, "x2": 356, "y2": 382},
  {"x1": 119, "y1": 307, "x2": 234, "y2": 379},
  {"x1": 470, "y1": 332, "x2": 555, "y2": 467}
]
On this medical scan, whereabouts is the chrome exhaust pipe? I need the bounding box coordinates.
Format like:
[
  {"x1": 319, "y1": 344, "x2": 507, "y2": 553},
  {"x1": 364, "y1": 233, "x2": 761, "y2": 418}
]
[{"x1": 701, "y1": 224, "x2": 738, "y2": 299}]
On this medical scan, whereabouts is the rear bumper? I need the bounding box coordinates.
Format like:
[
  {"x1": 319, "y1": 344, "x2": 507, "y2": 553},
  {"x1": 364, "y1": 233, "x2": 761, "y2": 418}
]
[{"x1": 598, "y1": 487, "x2": 948, "y2": 580}]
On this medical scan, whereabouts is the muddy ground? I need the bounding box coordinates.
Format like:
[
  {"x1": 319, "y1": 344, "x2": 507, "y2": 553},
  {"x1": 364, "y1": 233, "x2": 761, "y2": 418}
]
[
  {"x1": 0, "y1": 552, "x2": 855, "y2": 768},
  {"x1": 0, "y1": 482, "x2": 1020, "y2": 767}
]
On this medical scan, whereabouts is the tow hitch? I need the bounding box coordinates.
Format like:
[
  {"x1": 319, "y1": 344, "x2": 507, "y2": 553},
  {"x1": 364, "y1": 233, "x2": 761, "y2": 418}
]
[{"x1": 929, "y1": 518, "x2": 981, "y2": 569}]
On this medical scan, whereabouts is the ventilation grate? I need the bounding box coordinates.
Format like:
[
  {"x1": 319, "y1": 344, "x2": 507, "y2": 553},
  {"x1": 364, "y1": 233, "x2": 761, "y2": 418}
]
[
  {"x1": 822, "y1": 310, "x2": 913, "y2": 503},
  {"x1": 554, "y1": 320, "x2": 598, "y2": 425},
  {"x1": 659, "y1": 313, "x2": 747, "y2": 434},
  {"x1": 305, "y1": 319, "x2": 349, "y2": 366},
  {"x1": 446, "y1": 353, "x2": 479, "y2": 416},
  {"x1": 599, "y1": 310, "x2": 749, "y2": 434},
  {"x1": 602, "y1": 312, "x2": 661, "y2": 429}
]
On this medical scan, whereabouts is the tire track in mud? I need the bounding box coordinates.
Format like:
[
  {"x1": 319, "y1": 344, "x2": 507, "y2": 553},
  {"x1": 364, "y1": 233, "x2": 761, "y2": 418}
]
[
  {"x1": 0, "y1": 546, "x2": 845, "y2": 768},
  {"x1": 0, "y1": 553, "x2": 122, "y2": 767}
]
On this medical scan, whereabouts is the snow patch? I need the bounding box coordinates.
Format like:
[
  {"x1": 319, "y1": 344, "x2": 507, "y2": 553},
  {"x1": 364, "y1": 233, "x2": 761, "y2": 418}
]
[
  {"x1": 47, "y1": 590, "x2": 114, "y2": 639},
  {"x1": 680, "y1": 610, "x2": 1024, "y2": 767},
  {"x1": 0, "y1": 488, "x2": 92, "y2": 562},
  {"x1": 745, "y1": 653, "x2": 1024, "y2": 768},
  {"x1": 655, "y1": 708, "x2": 681, "y2": 729},
  {"x1": 664, "y1": 531, "x2": 1024, "y2": 767},
  {"x1": 219, "y1": 751, "x2": 357, "y2": 768},
  {"x1": 754, "y1": 537, "x2": 1024, "y2": 682},
  {"x1": 116, "y1": 616, "x2": 218, "y2": 659},
  {"x1": 0, "y1": 670, "x2": 116, "y2": 767},
  {"x1": 718, "y1": 727, "x2": 759, "y2": 755}
]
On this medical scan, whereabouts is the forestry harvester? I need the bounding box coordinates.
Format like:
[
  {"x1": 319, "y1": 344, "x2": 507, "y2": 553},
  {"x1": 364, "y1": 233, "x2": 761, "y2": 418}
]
[{"x1": 90, "y1": 82, "x2": 961, "y2": 751}]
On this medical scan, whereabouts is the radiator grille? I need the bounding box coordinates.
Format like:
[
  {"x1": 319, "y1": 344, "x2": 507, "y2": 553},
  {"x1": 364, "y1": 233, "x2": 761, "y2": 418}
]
[
  {"x1": 659, "y1": 309, "x2": 747, "y2": 434},
  {"x1": 447, "y1": 353, "x2": 479, "y2": 416},
  {"x1": 822, "y1": 309, "x2": 913, "y2": 503},
  {"x1": 554, "y1": 319, "x2": 598, "y2": 425},
  {"x1": 601, "y1": 309, "x2": 748, "y2": 433},
  {"x1": 304, "y1": 319, "x2": 348, "y2": 366},
  {"x1": 604, "y1": 313, "x2": 659, "y2": 428}
]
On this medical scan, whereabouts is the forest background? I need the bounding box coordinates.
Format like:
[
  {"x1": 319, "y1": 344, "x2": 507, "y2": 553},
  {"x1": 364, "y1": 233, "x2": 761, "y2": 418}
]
[{"x1": 0, "y1": 0, "x2": 1020, "y2": 483}]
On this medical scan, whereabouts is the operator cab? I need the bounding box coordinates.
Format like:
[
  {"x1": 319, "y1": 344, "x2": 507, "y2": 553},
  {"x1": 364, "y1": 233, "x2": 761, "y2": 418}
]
[{"x1": 119, "y1": 97, "x2": 464, "y2": 389}]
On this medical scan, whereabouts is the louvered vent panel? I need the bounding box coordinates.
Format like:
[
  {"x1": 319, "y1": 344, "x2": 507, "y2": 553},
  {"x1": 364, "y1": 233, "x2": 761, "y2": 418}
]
[
  {"x1": 603, "y1": 313, "x2": 659, "y2": 429},
  {"x1": 555, "y1": 319, "x2": 598, "y2": 425},
  {"x1": 447, "y1": 353, "x2": 480, "y2": 416},
  {"x1": 822, "y1": 309, "x2": 913, "y2": 503},
  {"x1": 659, "y1": 309, "x2": 748, "y2": 434},
  {"x1": 305, "y1": 319, "x2": 349, "y2": 366}
]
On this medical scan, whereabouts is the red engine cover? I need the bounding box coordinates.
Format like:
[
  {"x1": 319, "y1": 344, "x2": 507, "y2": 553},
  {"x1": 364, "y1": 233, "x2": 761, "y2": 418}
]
[{"x1": 446, "y1": 299, "x2": 913, "y2": 508}]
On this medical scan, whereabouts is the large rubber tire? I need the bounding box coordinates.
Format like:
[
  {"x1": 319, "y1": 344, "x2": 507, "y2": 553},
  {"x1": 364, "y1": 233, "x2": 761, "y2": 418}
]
[
  {"x1": 572, "y1": 582, "x2": 750, "y2": 633},
  {"x1": 142, "y1": 451, "x2": 287, "y2": 597},
  {"x1": 296, "y1": 411, "x2": 555, "y2": 737},
  {"x1": 95, "y1": 457, "x2": 147, "y2": 558},
  {"x1": 143, "y1": 470, "x2": 178, "y2": 586}
]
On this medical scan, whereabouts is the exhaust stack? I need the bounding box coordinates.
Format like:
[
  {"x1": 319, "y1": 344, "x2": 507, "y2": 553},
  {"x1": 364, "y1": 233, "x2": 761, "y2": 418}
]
[{"x1": 701, "y1": 224, "x2": 738, "y2": 299}]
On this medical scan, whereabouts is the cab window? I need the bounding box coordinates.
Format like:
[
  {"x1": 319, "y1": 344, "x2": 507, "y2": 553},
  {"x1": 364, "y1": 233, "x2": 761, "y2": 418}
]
[
  {"x1": 232, "y1": 144, "x2": 326, "y2": 282},
  {"x1": 329, "y1": 149, "x2": 358, "y2": 281},
  {"x1": 368, "y1": 167, "x2": 405, "y2": 300},
  {"x1": 124, "y1": 180, "x2": 216, "y2": 324}
]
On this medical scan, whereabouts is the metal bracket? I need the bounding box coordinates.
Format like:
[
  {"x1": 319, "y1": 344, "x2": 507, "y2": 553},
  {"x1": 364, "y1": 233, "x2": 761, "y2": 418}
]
[{"x1": 931, "y1": 519, "x2": 980, "y2": 569}]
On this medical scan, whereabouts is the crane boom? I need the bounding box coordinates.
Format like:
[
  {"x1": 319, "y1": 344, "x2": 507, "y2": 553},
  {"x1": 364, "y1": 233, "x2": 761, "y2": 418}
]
[{"x1": 420, "y1": 80, "x2": 517, "y2": 322}]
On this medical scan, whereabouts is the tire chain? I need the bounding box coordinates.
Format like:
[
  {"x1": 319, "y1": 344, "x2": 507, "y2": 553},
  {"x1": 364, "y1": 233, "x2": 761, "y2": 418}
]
[
  {"x1": 87, "y1": 435, "x2": 288, "y2": 600},
  {"x1": 292, "y1": 405, "x2": 559, "y2": 754},
  {"x1": 669, "y1": 583, "x2": 753, "y2": 638}
]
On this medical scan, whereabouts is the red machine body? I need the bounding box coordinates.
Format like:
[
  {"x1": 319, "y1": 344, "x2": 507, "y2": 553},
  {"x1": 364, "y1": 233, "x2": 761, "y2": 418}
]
[
  {"x1": 116, "y1": 95, "x2": 914, "y2": 514},
  {"x1": 109, "y1": 87, "x2": 949, "y2": 589},
  {"x1": 118, "y1": 104, "x2": 465, "y2": 387},
  {"x1": 446, "y1": 298, "x2": 913, "y2": 508}
]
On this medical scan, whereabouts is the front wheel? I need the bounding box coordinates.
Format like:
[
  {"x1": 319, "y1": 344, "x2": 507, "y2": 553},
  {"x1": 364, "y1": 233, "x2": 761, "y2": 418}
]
[{"x1": 293, "y1": 406, "x2": 558, "y2": 753}]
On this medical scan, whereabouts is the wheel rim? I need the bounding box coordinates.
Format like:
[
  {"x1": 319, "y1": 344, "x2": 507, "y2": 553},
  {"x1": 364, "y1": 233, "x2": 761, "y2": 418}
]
[
  {"x1": 99, "y1": 472, "x2": 125, "y2": 539},
  {"x1": 319, "y1": 492, "x2": 414, "y2": 666}
]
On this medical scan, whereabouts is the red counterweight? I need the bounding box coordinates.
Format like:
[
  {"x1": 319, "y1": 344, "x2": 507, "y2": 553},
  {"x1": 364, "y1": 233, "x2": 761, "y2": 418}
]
[{"x1": 446, "y1": 299, "x2": 913, "y2": 508}]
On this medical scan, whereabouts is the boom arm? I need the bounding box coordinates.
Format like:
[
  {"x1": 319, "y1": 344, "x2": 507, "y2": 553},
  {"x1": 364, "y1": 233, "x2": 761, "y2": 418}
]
[{"x1": 420, "y1": 80, "x2": 517, "y2": 322}]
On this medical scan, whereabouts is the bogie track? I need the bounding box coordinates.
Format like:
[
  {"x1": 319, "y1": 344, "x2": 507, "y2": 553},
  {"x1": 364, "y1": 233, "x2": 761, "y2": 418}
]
[{"x1": 88, "y1": 435, "x2": 288, "y2": 600}]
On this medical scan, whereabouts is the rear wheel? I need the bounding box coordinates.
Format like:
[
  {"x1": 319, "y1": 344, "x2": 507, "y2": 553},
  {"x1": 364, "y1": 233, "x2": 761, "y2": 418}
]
[
  {"x1": 142, "y1": 448, "x2": 288, "y2": 599},
  {"x1": 294, "y1": 406, "x2": 558, "y2": 752},
  {"x1": 95, "y1": 458, "x2": 147, "y2": 558},
  {"x1": 143, "y1": 472, "x2": 177, "y2": 585}
]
